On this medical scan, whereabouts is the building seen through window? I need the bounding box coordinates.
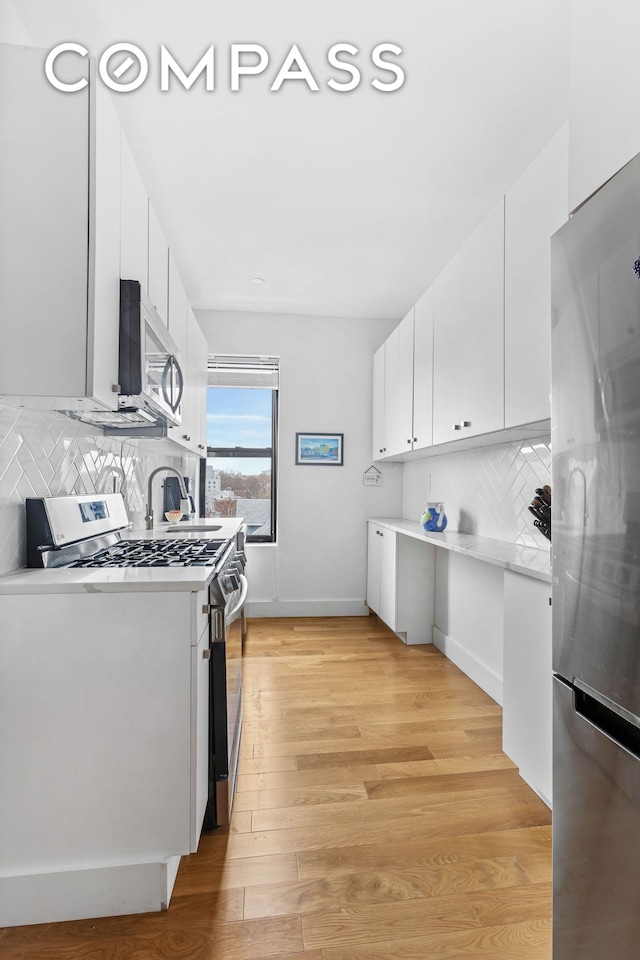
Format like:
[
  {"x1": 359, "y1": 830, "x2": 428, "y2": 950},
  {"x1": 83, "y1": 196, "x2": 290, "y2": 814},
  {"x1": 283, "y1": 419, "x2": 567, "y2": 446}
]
[{"x1": 203, "y1": 357, "x2": 278, "y2": 542}]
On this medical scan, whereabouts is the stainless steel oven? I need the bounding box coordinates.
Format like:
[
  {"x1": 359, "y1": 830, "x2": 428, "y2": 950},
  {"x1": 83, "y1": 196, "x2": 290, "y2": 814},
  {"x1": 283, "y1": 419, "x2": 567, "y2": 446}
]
[{"x1": 205, "y1": 537, "x2": 248, "y2": 828}]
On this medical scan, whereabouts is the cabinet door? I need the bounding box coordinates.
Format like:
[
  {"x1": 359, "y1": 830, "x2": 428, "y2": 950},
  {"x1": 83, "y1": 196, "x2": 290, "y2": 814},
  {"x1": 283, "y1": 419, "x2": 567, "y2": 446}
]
[
  {"x1": 505, "y1": 124, "x2": 568, "y2": 427},
  {"x1": 377, "y1": 527, "x2": 398, "y2": 630},
  {"x1": 148, "y1": 201, "x2": 169, "y2": 325},
  {"x1": 383, "y1": 325, "x2": 401, "y2": 456},
  {"x1": 87, "y1": 82, "x2": 121, "y2": 409},
  {"x1": 502, "y1": 570, "x2": 552, "y2": 805},
  {"x1": 372, "y1": 343, "x2": 386, "y2": 459},
  {"x1": 188, "y1": 308, "x2": 209, "y2": 456},
  {"x1": 166, "y1": 255, "x2": 190, "y2": 450},
  {"x1": 412, "y1": 286, "x2": 434, "y2": 450},
  {"x1": 191, "y1": 624, "x2": 209, "y2": 852},
  {"x1": 0, "y1": 45, "x2": 89, "y2": 399},
  {"x1": 395, "y1": 309, "x2": 415, "y2": 456},
  {"x1": 167, "y1": 252, "x2": 188, "y2": 357},
  {"x1": 433, "y1": 199, "x2": 505, "y2": 445},
  {"x1": 120, "y1": 133, "x2": 149, "y2": 288},
  {"x1": 366, "y1": 523, "x2": 382, "y2": 614}
]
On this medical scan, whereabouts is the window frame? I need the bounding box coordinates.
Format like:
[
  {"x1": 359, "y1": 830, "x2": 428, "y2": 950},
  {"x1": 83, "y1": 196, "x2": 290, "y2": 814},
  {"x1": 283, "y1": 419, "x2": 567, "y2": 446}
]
[{"x1": 200, "y1": 387, "x2": 278, "y2": 544}]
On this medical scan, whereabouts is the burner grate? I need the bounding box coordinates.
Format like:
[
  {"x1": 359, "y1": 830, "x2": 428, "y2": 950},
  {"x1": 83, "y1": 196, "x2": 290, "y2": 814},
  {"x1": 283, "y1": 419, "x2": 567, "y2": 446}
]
[{"x1": 69, "y1": 538, "x2": 227, "y2": 568}]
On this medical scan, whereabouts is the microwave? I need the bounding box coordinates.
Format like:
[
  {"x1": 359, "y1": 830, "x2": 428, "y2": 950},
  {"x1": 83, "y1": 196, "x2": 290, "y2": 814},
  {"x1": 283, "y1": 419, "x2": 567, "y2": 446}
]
[{"x1": 118, "y1": 278, "x2": 184, "y2": 427}]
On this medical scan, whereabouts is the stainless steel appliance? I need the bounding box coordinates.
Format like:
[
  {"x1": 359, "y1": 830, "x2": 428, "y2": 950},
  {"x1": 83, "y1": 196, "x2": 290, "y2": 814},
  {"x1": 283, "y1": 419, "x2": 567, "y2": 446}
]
[
  {"x1": 70, "y1": 280, "x2": 184, "y2": 430},
  {"x1": 25, "y1": 494, "x2": 247, "y2": 829},
  {"x1": 551, "y1": 151, "x2": 640, "y2": 959},
  {"x1": 205, "y1": 545, "x2": 248, "y2": 828}
]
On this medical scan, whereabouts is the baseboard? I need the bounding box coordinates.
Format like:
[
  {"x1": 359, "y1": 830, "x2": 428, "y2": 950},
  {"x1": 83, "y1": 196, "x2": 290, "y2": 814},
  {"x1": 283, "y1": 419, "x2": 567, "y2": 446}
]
[
  {"x1": 0, "y1": 859, "x2": 174, "y2": 927},
  {"x1": 245, "y1": 599, "x2": 369, "y2": 618},
  {"x1": 432, "y1": 625, "x2": 503, "y2": 705}
]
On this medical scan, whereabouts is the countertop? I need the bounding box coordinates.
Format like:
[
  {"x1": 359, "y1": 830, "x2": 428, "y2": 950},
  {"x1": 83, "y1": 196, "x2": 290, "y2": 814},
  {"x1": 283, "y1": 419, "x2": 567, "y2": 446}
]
[
  {"x1": 368, "y1": 518, "x2": 552, "y2": 583},
  {"x1": 0, "y1": 518, "x2": 244, "y2": 595}
]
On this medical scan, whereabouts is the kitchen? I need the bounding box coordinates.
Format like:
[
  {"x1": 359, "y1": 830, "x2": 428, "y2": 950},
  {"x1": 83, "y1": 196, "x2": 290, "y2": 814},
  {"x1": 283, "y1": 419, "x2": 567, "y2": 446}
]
[{"x1": 0, "y1": 1, "x2": 639, "y2": 957}]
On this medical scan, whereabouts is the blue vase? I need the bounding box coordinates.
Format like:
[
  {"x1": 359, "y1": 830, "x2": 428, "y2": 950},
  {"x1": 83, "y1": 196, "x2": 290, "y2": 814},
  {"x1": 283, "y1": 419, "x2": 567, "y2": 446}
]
[{"x1": 422, "y1": 502, "x2": 447, "y2": 532}]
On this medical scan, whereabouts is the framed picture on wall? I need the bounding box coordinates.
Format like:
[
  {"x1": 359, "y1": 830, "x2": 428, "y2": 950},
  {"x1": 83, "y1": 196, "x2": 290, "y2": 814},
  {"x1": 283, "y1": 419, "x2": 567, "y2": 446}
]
[{"x1": 295, "y1": 433, "x2": 344, "y2": 465}]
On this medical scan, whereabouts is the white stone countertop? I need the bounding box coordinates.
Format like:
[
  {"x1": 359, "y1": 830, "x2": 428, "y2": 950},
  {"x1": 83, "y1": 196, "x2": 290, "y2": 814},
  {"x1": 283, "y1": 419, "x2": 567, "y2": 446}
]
[
  {"x1": 369, "y1": 518, "x2": 552, "y2": 584},
  {"x1": 0, "y1": 519, "x2": 244, "y2": 595}
]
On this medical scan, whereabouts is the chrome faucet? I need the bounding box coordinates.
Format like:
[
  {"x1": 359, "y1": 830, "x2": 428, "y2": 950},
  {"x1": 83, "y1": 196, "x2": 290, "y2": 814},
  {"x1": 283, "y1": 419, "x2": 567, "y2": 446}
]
[{"x1": 145, "y1": 466, "x2": 189, "y2": 529}]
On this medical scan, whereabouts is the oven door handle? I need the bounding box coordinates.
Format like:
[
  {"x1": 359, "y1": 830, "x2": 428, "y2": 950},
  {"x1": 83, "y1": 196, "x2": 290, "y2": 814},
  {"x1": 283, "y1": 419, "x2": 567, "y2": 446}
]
[{"x1": 226, "y1": 574, "x2": 248, "y2": 625}]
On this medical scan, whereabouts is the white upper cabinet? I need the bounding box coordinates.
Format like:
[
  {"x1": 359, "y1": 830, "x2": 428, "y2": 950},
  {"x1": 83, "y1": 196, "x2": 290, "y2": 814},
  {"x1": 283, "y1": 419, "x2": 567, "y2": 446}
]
[
  {"x1": 372, "y1": 343, "x2": 386, "y2": 459},
  {"x1": 383, "y1": 310, "x2": 414, "y2": 459},
  {"x1": 188, "y1": 309, "x2": 209, "y2": 456},
  {"x1": 120, "y1": 133, "x2": 149, "y2": 289},
  {"x1": 383, "y1": 324, "x2": 401, "y2": 457},
  {"x1": 433, "y1": 199, "x2": 505, "y2": 445},
  {"x1": 412, "y1": 286, "x2": 434, "y2": 451},
  {"x1": 167, "y1": 252, "x2": 188, "y2": 357},
  {"x1": 166, "y1": 254, "x2": 189, "y2": 450},
  {"x1": 148, "y1": 201, "x2": 169, "y2": 326},
  {"x1": 569, "y1": 0, "x2": 640, "y2": 212},
  {"x1": 504, "y1": 124, "x2": 569, "y2": 428},
  {"x1": 395, "y1": 308, "x2": 415, "y2": 456},
  {"x1": 0, "y1": 45, "x2": 120, "y2": 410}
]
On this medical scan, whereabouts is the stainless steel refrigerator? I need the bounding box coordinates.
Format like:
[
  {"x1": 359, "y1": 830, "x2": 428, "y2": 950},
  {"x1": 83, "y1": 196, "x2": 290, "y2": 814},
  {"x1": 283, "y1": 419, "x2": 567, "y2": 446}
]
[{"x1": 552, "y1": 152, "x2": 640, "y2": 958}]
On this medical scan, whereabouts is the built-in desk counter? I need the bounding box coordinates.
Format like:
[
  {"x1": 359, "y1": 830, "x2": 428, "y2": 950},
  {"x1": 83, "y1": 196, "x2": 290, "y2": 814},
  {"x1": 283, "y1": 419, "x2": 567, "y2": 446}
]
[
  {"x1": 368, "y1": 518, "x2": 551, "y2": 583},
  {"x1": 366, "y1": 518, "x2": 552, "y2": 807}
]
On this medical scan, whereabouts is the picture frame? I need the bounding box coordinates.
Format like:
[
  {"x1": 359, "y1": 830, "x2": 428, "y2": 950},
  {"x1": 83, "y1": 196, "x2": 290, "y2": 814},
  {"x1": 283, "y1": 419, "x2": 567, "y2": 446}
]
[{"x1": 295, "y1": 432, "x2": 344, "y2": 466}]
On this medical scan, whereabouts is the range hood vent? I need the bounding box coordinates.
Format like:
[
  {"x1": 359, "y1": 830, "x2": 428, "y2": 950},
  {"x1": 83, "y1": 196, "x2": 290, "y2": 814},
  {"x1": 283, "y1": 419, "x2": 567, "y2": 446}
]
[{"x1": 64, "y1": 407, "x2": 162, "y2": 429}]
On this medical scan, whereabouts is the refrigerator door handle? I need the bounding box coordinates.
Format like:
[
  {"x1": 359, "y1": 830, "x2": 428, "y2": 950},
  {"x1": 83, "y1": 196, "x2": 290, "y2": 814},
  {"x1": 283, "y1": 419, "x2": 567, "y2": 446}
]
[
  {"x1": 575, "y1": 678, "x2": 640, "y2": 729},
  {"x1": 573, "y1": 682, "x2": 640, "y2": 760}
]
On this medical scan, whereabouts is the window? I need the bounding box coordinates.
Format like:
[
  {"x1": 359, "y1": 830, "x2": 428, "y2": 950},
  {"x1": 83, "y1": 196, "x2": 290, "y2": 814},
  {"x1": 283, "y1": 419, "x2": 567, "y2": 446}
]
[{"x1": 202, "y1": 355, "x2": 278, "y2": 542}]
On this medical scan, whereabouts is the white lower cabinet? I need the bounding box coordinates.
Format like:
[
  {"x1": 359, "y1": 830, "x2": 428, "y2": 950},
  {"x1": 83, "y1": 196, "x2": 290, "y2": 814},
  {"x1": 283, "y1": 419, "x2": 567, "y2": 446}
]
[
  {"x1": 502, "y1": 570, "x2": 552, "y2": 806},
  {"x1": 191, "y1": 619, "x2": 210, "y2": 852},
  {"x1": 0, "y1": 588, "x2": 210, "y2": 926},
  {"x1": 366, "y1": 522, "x2": 435, "y2": 645}
]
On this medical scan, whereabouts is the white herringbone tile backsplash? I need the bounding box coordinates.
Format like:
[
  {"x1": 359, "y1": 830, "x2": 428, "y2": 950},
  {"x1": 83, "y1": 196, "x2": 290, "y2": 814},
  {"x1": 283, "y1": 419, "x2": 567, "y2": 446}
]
[
  {"x1": 402, "y1": 436, "x2": 552, "y2": 548},
  {"x1": 0, "y1": 402, "x2": 197, "y2": 574}
]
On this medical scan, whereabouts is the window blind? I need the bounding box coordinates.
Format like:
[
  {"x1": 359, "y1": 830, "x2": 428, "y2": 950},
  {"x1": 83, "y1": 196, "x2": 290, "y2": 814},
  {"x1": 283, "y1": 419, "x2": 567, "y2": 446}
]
[{"x1": 207, "y1": 354, "x2": 280, "y2": 389}]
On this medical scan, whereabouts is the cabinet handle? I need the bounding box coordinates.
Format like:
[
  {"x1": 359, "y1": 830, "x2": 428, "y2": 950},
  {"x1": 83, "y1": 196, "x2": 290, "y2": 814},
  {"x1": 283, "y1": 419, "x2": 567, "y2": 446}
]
[
  {"x1": 453, "y1": 424, "x2": 462, "y2": 431},
  {"x1": 183, "y1": 434, "x2": 191, "y2": 441},
  {"x1": 202, "y1": 649, "x2": 211, "y2": 660},
  {"x1": 202, "y1": 604, "x2": 210, "y2": 614},
  {"x1": 379, "y1": 448, "x2": 384, "y2": 453},
  {"x1": 407, "y1": 439, "x2": 412, "y2": 444},
  {"x1": 413, "y1": 437, "x2": 418, "y2": 442},
  {"x1": 462, "y1": 421, "x2": 471, "y2": 428},
  {"x1": 198, "y1": 444, "x2": 205, "y2": 450}
]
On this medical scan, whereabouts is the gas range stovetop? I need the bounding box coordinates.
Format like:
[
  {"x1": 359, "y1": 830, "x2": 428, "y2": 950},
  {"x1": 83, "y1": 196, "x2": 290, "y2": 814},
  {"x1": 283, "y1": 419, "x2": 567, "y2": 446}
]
[{"x1": 68, "y1": 537, "x2": 228, "y2": 569}]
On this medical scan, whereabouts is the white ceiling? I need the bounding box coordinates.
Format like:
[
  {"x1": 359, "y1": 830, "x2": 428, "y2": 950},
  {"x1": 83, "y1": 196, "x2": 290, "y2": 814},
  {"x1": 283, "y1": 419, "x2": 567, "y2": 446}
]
[{"x1": 11, "y1": 0, "x2": 569, "y2": 320}]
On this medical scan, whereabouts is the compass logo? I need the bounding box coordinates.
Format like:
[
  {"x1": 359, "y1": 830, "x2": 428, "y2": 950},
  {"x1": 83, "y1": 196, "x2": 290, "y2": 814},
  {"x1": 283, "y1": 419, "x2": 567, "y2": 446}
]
[{"x1": 44, "y1": 42, "x2": 405, "y2": 94}]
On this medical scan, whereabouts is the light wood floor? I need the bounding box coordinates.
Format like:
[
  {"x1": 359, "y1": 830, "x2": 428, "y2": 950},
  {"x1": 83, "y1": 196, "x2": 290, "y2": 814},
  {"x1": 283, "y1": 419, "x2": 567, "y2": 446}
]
[{"x1": 0, "y1": 616, "x2": 552, "y2": 959}]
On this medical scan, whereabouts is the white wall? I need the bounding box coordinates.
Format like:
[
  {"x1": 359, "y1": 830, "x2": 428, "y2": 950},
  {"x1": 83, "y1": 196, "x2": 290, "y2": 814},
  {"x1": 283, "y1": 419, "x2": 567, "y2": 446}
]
[
  {"x1": 0, "y1": 0, "x2": 31, "y2": 43},
  {"x1": 196, "y1": 309, "x2": 402, "y2": 616},
  {"x1": 0, "y1": 404, "x2": 197, "y2": 574},
  {"x1": 403, "y1": 435, "x2": 552, "y2": 548}
]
